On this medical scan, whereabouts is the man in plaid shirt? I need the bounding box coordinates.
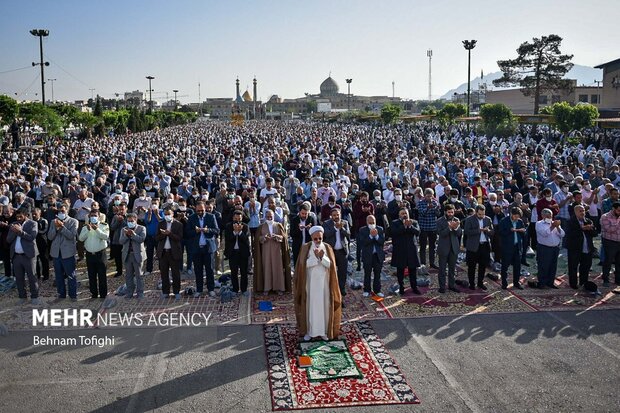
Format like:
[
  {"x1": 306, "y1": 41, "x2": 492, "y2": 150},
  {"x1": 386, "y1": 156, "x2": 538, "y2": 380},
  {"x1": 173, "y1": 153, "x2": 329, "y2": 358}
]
[
  {"x1": 417, "y1": 188, "x2": 440, "y2": 269},
  {"x1": 601, "y1": 201, "x2": 620, "y2": 287}
]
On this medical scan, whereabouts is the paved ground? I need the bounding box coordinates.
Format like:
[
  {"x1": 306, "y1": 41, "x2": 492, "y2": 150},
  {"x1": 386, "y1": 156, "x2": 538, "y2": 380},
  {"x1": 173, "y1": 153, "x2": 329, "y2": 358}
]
[{"x1": 0, "y1": 310, "x2": 619, "y2": 413}]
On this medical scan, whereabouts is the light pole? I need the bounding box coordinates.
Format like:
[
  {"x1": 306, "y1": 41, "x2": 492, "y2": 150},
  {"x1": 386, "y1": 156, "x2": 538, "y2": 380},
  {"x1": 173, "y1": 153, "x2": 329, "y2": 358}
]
[
  {"x1": 30, "y1": 29, "x2": 49, "y2": 105},
  {"x1": 172, "y1": 89, "x2": 178, "y2": 110},
  {"x1": 146, "y1": 75, "x2": 155, "y2": 112},
  {"x1": 427, "y1": 49, "x2": 433, "y2": 101},
  {"x1": 89, "y1": 88, "x2": 95, "y2": 101},
  {"x1": 462, "y1": 40, "x2": 477, "y2": 117},
  {"x1": 346, "y1": 78, "x2": 352, "y2": 110},
  {"x1": 47, "y1": 78, "x2": 56, "y2": 102}
]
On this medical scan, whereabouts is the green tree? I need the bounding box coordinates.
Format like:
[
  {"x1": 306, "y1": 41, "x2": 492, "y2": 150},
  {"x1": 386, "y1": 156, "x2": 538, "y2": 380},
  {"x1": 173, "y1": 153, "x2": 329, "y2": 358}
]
[
  {"x1": 572, "y1": 103, "x2": 599, "y2": 131},
  {"x1": 0, "y1": 95, "x2": 19, "y2": 126},
  {"x1": 93, "y1": 96, "x2": 103, "y2": 117},
  {"x1": 421, "y1": 105, "x2": 437, "y2": 116},
  {"x1": 380, "y1": 103, "x2": 402, "y2": 124},
  {"x1": 494, "y1": 34, "x2": 573, "y2": 114},
  {"x1": 437, "y1": 103, "x2": 467, "y2": 124},
  {"x1": 479, "y1": 103, "x2": 516, "y2": 138},
  {"x1": 18, "y1": 102, "x2": 63, "y2": 137},
  {"x1": 541, "y1": 102, "x2": 573, "y2": 133}
]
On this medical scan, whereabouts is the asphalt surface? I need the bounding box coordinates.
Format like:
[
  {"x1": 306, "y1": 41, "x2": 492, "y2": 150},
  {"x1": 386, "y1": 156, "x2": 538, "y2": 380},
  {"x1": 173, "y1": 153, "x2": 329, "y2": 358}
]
[{"x1": 0, "y1": 310, "x2": 619, "y2": 413}]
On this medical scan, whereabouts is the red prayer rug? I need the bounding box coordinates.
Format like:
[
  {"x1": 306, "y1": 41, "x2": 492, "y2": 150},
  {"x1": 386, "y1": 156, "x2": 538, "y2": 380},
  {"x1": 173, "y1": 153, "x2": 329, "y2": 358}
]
[{"x1": 264, "y1": 321, "x2": 420, "y2": 410}]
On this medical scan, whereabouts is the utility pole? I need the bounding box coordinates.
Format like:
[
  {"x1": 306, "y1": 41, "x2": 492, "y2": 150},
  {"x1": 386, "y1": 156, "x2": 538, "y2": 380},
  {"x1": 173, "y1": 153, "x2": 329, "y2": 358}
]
[
  {"x1": 30, "y1": 29, "x2": 49, "y2": 105},
  {"x1": 392, "y1": 81, "x2": 395, "y2": 99},
  {"x1": 462, "y1": 40, "x2": 477, "y2": 117},
  {"x1": 89, "y1": 88, "x2": 95, "y2": 101},
  {"x1": 427, "y1": 49, "x2": 433, "y2": 101},
  {"x1": 198, "y1": 82, "x2": 202, "y2": 116},
  {"x1": 346, "y1": 79, "x2": 352, "y2": 110},
  {"x1": 146, "y1": 75, "x2": 155, "y2": 112},
  {"x1": 173, "y1": 89, "x2": 179, "y2": 110},
  {"x1": 47, "y1": 78, "x2": 57, "y2": 102}
]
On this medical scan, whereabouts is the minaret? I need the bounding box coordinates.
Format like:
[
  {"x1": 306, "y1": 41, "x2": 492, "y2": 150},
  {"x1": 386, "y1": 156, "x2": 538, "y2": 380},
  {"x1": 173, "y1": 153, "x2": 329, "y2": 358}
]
[
  {"x1": 253, "y1": 76, "x2": 257, "y2": 119},
  {"x1": 235, "y1": 77, "x2": 240, "y2": 100}
]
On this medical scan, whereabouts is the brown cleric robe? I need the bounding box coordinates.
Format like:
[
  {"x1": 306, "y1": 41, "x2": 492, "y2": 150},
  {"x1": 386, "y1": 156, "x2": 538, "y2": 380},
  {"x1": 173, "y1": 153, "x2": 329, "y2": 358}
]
[
  {"x1": 294, "y1": 242, "x2": 342, "y2": 340},
  {"x1": 253, "y1": 221, "x2": 292, "y2": 293}
]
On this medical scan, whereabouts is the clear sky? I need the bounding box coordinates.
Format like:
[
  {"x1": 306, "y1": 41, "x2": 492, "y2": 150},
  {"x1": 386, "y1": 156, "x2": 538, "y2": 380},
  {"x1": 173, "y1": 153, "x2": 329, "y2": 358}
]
[{"x1": 1, "y1": 0, "x2": 618, "y2": 104}]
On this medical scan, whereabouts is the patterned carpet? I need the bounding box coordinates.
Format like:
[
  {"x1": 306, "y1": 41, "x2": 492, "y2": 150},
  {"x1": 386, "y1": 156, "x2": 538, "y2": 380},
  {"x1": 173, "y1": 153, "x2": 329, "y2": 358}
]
[{"x1": 264, "y1": 321, "x2": 419, "y2": 410}]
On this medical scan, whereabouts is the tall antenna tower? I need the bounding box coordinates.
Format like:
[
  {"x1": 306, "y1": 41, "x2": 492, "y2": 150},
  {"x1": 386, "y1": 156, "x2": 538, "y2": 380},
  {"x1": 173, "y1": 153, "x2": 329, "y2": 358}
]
[
  {"x1": 198, "y1": 82, "x2": 202, "y2": 115},
  {"x1": 427, "y1": 49, "x2": 433, "y2": 101},
  {"x1": 392, "y1": 81, "x2": 395, "y2": 98}
]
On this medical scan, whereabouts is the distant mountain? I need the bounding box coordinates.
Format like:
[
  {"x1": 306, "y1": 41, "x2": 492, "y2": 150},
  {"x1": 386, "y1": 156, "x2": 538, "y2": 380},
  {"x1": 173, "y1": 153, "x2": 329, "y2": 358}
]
[{"x1": 439, "y1": 64, "x2": 602, "y2": 100}]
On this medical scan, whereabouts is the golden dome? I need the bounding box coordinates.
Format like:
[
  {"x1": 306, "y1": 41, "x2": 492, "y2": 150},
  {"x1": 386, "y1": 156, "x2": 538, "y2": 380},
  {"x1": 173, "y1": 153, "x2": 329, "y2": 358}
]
[{"x1": 242, "y1": 90, "x2": 253, "y2": 102}]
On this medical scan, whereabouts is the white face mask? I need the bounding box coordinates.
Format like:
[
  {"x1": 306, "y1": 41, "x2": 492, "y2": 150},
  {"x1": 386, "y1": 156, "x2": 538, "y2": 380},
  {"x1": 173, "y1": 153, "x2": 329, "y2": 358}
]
[
  {"x1": 394, "y1": 195, "x2": 402, "y2": 202},
  {"x1": 266, "y1": 218, "x2": 273, "y2": 223},
  {"x1": 489, "y1": 201, "x2": 497, "y2": 206},
  {"x1": 450, "y1": 197, "x2": 457, "y2": 202},
  {"x1": 127, "y1": 221, "x2": 137, "y2": 229},
  {"x1": 562, "y1": 187, "x2": 569, "y2": 194},
  {"x1": 374, "y1": 196, "x2": 381, "y2": 201},
  {"x1": 164, "y1": 215, "x2": 173, "y2": 222},
  {"x1": 545, "y1": 196, "x2": 552, "y2": 202},
  {"x1": 368, "y1": 224, "x2": 376, "y2": 230},
  {"x1": 544, "y1": 218, "x2": 553, "y2": 224}
]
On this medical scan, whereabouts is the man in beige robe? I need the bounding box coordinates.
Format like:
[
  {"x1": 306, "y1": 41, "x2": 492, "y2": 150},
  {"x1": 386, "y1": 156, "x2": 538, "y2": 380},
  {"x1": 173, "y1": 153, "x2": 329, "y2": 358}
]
[
  {"x1": 294, "y1": 226, "x2": 342, "y2": 341},
  {"x1": 253, "y1": 209, "x2": 291, "y2": 294}
]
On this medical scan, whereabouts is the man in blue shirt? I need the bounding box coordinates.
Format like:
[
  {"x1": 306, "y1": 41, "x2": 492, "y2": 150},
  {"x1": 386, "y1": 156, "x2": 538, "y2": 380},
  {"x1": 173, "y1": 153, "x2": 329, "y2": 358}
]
[{"x1": 417, "y1": 188, "x2": 440, "y2": 269}]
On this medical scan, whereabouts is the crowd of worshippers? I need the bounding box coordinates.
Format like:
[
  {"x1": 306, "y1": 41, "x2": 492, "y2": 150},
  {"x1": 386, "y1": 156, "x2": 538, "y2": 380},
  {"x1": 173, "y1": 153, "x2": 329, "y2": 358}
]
[{"x1": 1, "y1": 120, "x2": 620, "y2": 306}]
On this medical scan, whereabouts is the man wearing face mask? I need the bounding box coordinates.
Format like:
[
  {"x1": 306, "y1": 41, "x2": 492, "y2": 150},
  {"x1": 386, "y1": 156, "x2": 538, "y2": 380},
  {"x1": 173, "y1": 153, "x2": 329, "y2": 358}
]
[
  {"x1": 157, "y1": 207, "x2": 184, "y2": 300},
  {"x1": 0, "y1": 204, "x2": 16, "y2": 278},
  {"x1": 224, "y1": 211, "x2": 251, "y2": 296},
  {"x1": 322, "y1": 208, "x2": 351, "y2": 299},
  {"x1": 78, "y1": 211, "x2": 110, "y2": 299},
  {"x1": 535, "y1": 209, "x2": 565, "y2": 289},
  {"x1": 536, "y1": 188, "x2": 559, "y2": 219},
  {"x1": 294, "y1": 225, "x2": 342, "y2": 341},
  {"x1": 464, "y1": 205, "x2": 494, "y2": 290},
  {"x1": 48, "y1": 204, "x2": 79, "y2": 301},
  {"x1": 108, "y1": 202, "x2": 128, "y2": 278},
  {"x1": 133, "y1": 190, "x2": 151, "y2": 222},
  {"x1": 143, "y1": 200, "x2": 163, "y2": 275},
  {"x1": 391, "y1": 209, "x2": 421, "y2": 295},
  {"x1": 436, "y1": 205, "x2": 462, "y2": 293},
  {"x1": 186, "y1": 201, "x2": 220, "y2": 298},
  {"x1": 7, "y1": 208, "x2": 41, "y2": 305},
  {"x1": 290, "y1": 203, "x2": 318, "y2": 265},
  {"x1": 567, "y1": 205, "x2": 595, "y2": 290},
  {"x1": 120, "y1": 213, "x2": 147, "y2": 299},
  {"x1": 498, "y1": 208, "x2": 527, "y2": 289},
  {"x1": 553, "y1": 180, "x2": 572, "y2": 249},
  {"x1": 73, "y1": 189, "x2": 94, "y2": 262}
]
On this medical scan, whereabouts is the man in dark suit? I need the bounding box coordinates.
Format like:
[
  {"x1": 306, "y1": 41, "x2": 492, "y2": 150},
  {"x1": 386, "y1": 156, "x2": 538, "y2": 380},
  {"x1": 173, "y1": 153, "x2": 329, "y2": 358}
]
[
  {"x1": 289, "y1": 203, "x2": 317, "y2": 264},
  {"x1": 390, "y1": 208, "x2": 422, "y2": 295},
  {"x1": 224, "y1": 210, "x2": 251, "y2": 295},
  {"x1": 359, "y1": 215, "x2": 386, "y2": 296},
  {"x1": 436, "y1": 204, "x2": 462, "y2": 293},
  {"x1": 120, "y1": 213, "x2": 147, "y2": 299},
  {"x1": 157, "y1": 207, "x2": 184, "y2": 300},
  {"x1": 185, "y1": 201, "x2": 219, "y2": 297},
  {"x1": 6, "y1": 208, "x2": 41, "y2": 305},
  {"x1": 322, "y1": 207, "x2": 351, "y2": 297},
  {"x1": 497, "y1": 207, "x2": 527, "y2": 289},
  {"x1": 464, "y1": 205, "x2": 494, "y2": 290},
  {"x1": 567, "y1": 205, "x2": 596, "y2": 289}
]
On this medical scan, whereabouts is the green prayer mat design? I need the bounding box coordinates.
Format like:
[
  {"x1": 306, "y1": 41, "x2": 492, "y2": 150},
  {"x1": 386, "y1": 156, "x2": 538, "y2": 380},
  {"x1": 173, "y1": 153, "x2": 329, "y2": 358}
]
[{"x1": 299, "y1": 340, "x2": 362, "y2": 381}]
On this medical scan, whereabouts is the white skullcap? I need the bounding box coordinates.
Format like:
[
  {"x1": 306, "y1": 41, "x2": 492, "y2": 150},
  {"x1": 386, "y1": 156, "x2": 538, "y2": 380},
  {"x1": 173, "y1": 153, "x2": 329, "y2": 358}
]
[{"x1": 309, "y1": 226, "x2": 324, "y2": 236}]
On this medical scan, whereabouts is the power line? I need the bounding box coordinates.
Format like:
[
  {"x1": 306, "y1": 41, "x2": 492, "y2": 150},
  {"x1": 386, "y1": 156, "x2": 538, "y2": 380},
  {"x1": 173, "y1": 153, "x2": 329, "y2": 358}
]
[
  {"x1": 44, "y1": 53, "x2": 92, "y2": 89},
  {"x1": 15, "y1": 74, "x2": 41, "y2": 99},
  {"x1": 0, "y1": 66, "x2": 32, "y2": 75}
]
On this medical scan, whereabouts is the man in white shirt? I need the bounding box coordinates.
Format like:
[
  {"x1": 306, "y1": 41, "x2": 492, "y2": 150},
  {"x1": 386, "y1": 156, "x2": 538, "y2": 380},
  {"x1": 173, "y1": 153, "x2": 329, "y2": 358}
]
[{"x1": 535, "y1": 208, "x2": 565, "y2": 288}]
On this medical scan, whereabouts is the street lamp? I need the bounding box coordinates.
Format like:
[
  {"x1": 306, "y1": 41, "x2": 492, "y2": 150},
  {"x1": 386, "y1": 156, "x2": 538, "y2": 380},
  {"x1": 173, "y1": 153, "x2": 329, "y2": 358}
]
[
  {"x1": 172, "y1": 89, "x2": 179, "y2": 110},
  {"x1": 47, "y1": 78, "x2": 57, "y2": 102},
  {"x1": 146, "y1": 75, "x2": 155, "y2": 112},
  {"x1": 346, "y1": 79, "x2": 352, "y2": 110},
  {"x1": 30, "y1": 29, "x2": 49, "y2": 105},
  {"x1": 462, "y1": 40, "x2": 477, "y2": 117}
]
